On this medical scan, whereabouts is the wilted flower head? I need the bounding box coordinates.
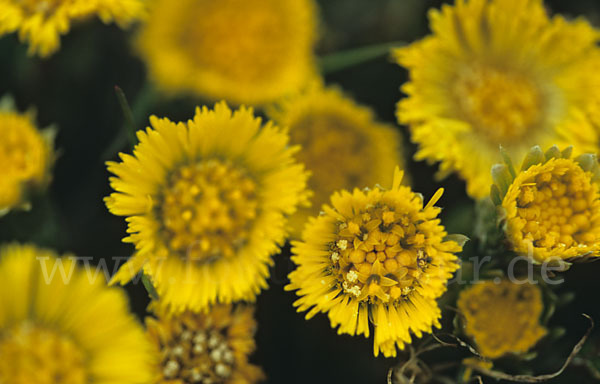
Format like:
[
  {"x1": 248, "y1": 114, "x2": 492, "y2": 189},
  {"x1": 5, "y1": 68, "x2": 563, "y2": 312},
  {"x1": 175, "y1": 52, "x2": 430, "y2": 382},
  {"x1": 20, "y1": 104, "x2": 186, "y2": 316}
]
[{"x1": 458, "y1": 280, "x2": 546, "y2": 359}]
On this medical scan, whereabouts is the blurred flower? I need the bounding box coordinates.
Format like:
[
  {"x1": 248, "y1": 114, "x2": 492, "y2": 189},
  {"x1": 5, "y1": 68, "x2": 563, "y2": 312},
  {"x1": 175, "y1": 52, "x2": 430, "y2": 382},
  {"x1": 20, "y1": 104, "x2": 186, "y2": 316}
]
[
  {"x1": 492, "y1": 145, "x2": 600, "y2": 263},
  {"x1": 394, "y1": 0, "x2": 600, "y2": 199},
  {"x1": 286, "y1": 168, "x2": 462, "y2": 357},
  {"x1": 457, "y1": 280, "x2": 546, "y2": 359},
  {"x1": 106, "y1": 102, "x2": 309, "y2": 312},
  {"x1": 0, "y1": 96, "x2": 54, "y2": 215},
  {"x1": 146, "y1": 303, "x2": 264, "y2": 383},
  {"x1": 0, "y1": 0, "x2": 146, "y2": 57},
  {"x1": 136, "y1": 0, "x2": 318, "y2": 105},
  {"x1": 0, "y1": 243, "x2": 154, "y2": 383},
  {"x1": 268, "y1": 86, "x2": 405, "y2": 237}
]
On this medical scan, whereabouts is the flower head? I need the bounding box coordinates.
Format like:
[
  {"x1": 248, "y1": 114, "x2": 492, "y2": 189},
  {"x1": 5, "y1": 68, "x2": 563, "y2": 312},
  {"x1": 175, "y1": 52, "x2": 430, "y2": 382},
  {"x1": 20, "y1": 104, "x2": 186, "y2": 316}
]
[
  {"x1": 146, "y1": 303, "x2": 264, "y2": 383},
  {"x1": 0, "y1": 243, "x2": 154, "y2": 383},
  {"x1": 394, "y1": 0, "x2": 600, "y2": 199},
  {"x1": 286, "y1": 168, "x2": 463, "y2": 357},
  {"x1": 137, "y1": 0, "x2": 318, "y2": 105},
  {"x1": 0, "y1": 97, "x2": 54, "y2": 215},
  {"x1": 268, "y1": 86, "x2": 405, "y2": 237},
  {"x1": 0, "y1": 0, "x2": 146, "y2": 57},
  {"x1": 457, "y1": 280, "x2": 546, "y2": 359},
  {"x1": 492, "y1": 145, "x2": 600, "y2": 263},
  {"x1": 106, "y1": 102, "x2": 309, "y2": 312}
]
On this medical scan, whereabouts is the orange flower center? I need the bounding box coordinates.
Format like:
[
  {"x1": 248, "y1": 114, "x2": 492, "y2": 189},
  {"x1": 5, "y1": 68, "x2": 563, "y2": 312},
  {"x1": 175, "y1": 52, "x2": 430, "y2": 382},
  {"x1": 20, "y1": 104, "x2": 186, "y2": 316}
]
[
  {"x1": 159, "y1": 160, "x2": 258, "y2": 261},
  {"x1": 329, "y1": 204, "x2": 431, "y2": 304},
  {"x1": 0, "y1": 322, "x2": 87, "y2": 384},
  {"x1": 454, "y1": 65, "x2": 543, "y2": 143},
  {"x1": 514, "y1": 161, "x2": 600, "y2": 251}
]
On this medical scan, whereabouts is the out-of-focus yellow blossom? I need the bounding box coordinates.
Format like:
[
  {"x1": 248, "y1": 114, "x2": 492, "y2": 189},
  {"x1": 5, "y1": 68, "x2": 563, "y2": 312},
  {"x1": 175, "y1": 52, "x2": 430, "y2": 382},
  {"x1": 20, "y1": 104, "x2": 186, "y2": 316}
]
[
  {"x1": 394, "y1": 0, "x2": 600, "y2": 199},
  {"x1": 0, "y1": 97, "x2": 54, "y2": 215},
  {"x1": 106, "y1": 102, "x2": 309, "y2": 313},
  {"x1": 147, "y1": 303, "x2": 264, "y2": 383},
  {"x1": 492, "y1": 145, "x2": 600, "y2": 263},
  {"x1": 0, "y1": 243, "x2": 155, "y2": 384},
  {"x1": 268, "y1": 86, "x2": 405, "y2": 237},
  {"x1": 458, "y1": 280, "x2": 546, "y2": 359},
  {"x1": 0, "y1": 0, "x2": 146, "y2": 57},
  {"x1": 137, "y1": 0, "x2": 318, "y2": 105},
  {"x1": 286, "y1": 168, "x2": 463, "y2": 357}
]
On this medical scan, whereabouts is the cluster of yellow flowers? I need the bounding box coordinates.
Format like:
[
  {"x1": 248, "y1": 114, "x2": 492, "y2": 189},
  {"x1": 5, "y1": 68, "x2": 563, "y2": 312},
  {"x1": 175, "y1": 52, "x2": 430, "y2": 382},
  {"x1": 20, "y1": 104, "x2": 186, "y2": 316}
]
[{"x1": 2, "y1": 0, "x2": 600, "y2": 382}]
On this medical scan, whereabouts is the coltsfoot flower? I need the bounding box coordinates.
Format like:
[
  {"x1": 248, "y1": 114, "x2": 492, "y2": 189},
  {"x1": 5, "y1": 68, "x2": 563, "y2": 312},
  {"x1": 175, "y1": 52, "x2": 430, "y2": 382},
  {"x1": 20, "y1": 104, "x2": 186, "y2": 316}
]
[
  {"x1": 394, "y1": 0, "x2": 600, "y2": 199},
  {"x1": 268, "y1": 86, "x2": 405, "y2": 237},
  {"x1": 106, "y1": 102, "x2": 309, "y2": 312},
  {"x1": 457, "y1": 280, "x2": 546, "y2": 359},
  {"x1": 146, "y1": 303, "x2": 264, "y2": 383},
  {"x1": 0, "y1": 96, "x2": 54, "y2": 215},
  {"x1": 492, "y1": 145, "x2": 600, "y2": 263},
  {"x1": 0, "y1": 244, "x2": 154, "y2": 383},
  {"x1": 286, "y1": 168, "x2": 463, "y2": 357},
  {"x1": 0, "y1": 0, "x2": 146, "y2": 57},
  {"x1": 137, "y1": 0, "x2": 318, "y2": 105}
]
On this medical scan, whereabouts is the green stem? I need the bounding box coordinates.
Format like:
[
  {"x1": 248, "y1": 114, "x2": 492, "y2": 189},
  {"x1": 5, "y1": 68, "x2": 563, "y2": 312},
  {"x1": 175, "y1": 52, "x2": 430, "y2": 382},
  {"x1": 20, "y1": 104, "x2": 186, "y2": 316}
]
[
  {"x1": 141, "y1": 274, "x2": 159, "y2": 300},
  {"x1": 319, "y1": 41, "x2": 405, "y2": 74},
  {"x1": 102, "y1": 83, "x2": 158, "y2": 160},
  {"x1": 114, "y1": 86, "x2": 137, "y2": 148}
]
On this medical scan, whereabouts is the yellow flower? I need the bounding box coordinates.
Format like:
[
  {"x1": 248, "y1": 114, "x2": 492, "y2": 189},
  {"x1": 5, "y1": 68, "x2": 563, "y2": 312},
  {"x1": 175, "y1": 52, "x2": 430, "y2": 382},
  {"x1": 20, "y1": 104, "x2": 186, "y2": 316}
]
[
  {"x1": 0, "y1": 0, "x2": 146, "y2": 57},
  {"x1": 137, "y1": 0, "x2": 318, "y2": 105},
  {"x1": 106, "y1": 102, "x2": 309, "y2": 312},
  {"x1": 268, "y1": 86, "x2": 405, "y2": 237},
  {"x1": 146, "y1": 303, "x2": 264, "y2": 383},
  {"x1": 286, "y1": 168, "x2": 463, "y2": 357},
  {"x1": 394, "y1": 0, "x2": 600, "y2": 199},
  {"x1": 0, "y1": 243, "x2": 154, "y2": 383},
  {"x1": 0, "y1": 97, "x2": 54, "y2": 215},
  {"x1": 457, "y1": 280, "x2": 546, "y2": 359},
  {"x1": 492, "y1": 145, "x2": 600, "y2": 263}
]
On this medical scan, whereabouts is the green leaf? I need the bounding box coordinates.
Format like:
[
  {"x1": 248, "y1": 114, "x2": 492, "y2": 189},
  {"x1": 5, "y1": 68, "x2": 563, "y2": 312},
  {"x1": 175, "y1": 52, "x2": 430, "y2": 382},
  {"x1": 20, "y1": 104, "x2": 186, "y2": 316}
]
[
  {"x1": 490, "y1": 184, "x2": 502, "y2": 205},
  {"x1": 544, "y1": 145, "x2": 561, "y2": 161},
  {"x1": 548, "y1": 327, "x2": 566, "y2": 341},
  {"x1": 576, "y1": 153, "x2": 597, "y2": 172},
  {"x1": 444, "y1": 234, "x2": 470, "y2": 247},
  {"x1": 491, "y1": 164, "x2": 511, "y2": 196},
  {"x1": 561, "y1": 146, "x2": 573, "y2": 159},
  {"x1": 499, "y1": 145, "x2": 516, "y2": 179},
  {"x1": 520, "y1": 145, "x2": 544, "y2": 171}
]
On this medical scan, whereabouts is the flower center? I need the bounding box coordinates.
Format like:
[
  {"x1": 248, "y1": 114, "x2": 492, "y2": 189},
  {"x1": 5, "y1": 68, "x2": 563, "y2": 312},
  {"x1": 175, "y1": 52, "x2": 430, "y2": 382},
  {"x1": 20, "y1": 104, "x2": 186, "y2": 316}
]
[
  {"x1": 291, "y1": 114, "x2": 371, "y2": 209},
  {"x1": 329, "y1": 204, "x2": 430, "y2": 304},
  {"x1": 515, "y1": 161, "x2": 600, "y2": 251},
  {"x1": 153, "y1": 318, "x2": 235, "y2": 383},
  {"x1": 181, "y1": 0, "x2": 290, "y2": 82},
  {"x1": 453, "y1": 65, "x2": 543, "y2": 142},
  {"x1": 159, "y1": 159, "x2": 258, "y2": 261},
  {"x1": 0, "y1": 322, "x2": 87, "y2": 384}
]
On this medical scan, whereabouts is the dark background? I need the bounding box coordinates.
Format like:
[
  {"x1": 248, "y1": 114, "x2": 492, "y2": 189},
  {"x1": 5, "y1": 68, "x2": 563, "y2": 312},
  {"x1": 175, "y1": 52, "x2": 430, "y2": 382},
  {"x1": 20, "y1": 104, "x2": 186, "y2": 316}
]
[{"x1": 1, "y1": 0, "x2": 600, "y2": 383}]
